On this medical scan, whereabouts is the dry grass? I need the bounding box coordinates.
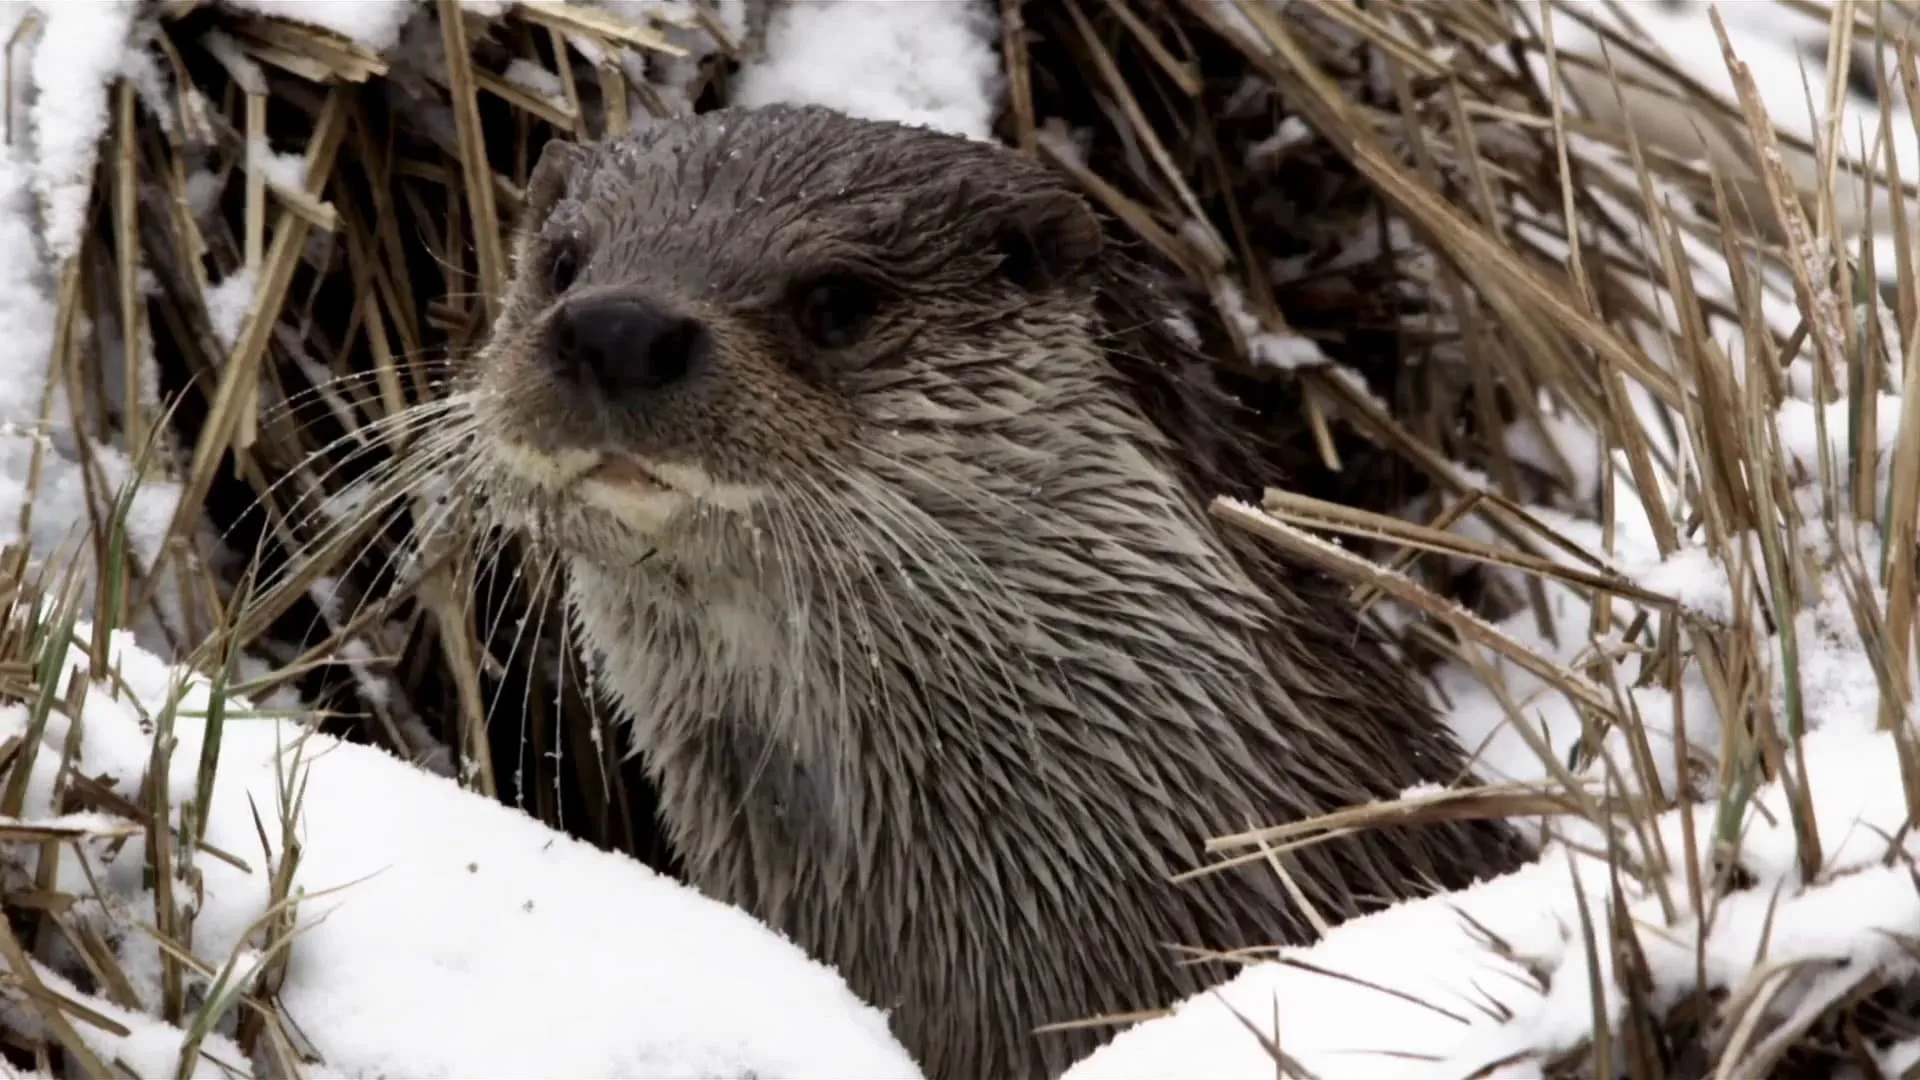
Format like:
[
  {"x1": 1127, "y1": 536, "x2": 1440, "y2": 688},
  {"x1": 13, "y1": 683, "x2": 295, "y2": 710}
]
[{"x1": 0, "y1": 0, "x2": 1912, "y2": 1075}]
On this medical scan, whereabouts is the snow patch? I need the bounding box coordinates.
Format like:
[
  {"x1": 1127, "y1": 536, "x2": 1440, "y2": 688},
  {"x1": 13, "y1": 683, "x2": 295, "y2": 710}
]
[
  {"x1": 24, "y1": 2, "x2": 137, "y2": 263},
  {"x1": 222, "y1": 0, "x2": 422, "y2": 54},
  {"x1": 733, "y1": 0, "x2": 1003, "y2": 141},
  {"x1": 5, "y1": 626, "x2": 922, "y2": 1078}
]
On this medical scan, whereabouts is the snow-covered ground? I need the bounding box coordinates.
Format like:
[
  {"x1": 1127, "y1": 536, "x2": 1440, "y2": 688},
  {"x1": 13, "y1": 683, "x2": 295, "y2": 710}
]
[
  {"x1": 3, "y1": 625, "x2": 921, "y2": 1078},
  {"x1": 1070, "y1": 712, "x2": 1920, "y2": 1077},
  {"x1": 0, "y1": 0, "x2": 1911, "y2": 1077}
]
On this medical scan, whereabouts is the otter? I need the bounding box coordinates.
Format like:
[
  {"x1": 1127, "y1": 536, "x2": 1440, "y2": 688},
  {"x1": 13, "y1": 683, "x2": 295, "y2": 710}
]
[{"x1": 452, "y1": 104, "x2": 1531, "y2": 1079}]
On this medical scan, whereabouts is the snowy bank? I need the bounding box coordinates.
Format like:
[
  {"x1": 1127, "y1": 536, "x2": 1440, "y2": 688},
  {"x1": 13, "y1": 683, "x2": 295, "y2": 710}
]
[
  {"x1": 0, "y1": 625, "x2": 920, "y2": 1078},
  {"x1": 1066, "y1": 293, "x2": 1918, "y2": 1074},
  {"x1": 1071, "y1": 718, "x2": 1920, "y2": 1076},
  {"x1": 1069, "y1": 723, "x2": 1920, "y2": 1079},
  {"x1": 1053, "y1": 10, "x2": 1920, "y2": 1056}
]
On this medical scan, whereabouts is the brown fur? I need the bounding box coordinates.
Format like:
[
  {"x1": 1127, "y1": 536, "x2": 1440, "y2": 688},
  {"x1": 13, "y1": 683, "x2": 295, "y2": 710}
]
[{"x1": 453, "y1": 104, "x2": 1532, "y2": 1079}]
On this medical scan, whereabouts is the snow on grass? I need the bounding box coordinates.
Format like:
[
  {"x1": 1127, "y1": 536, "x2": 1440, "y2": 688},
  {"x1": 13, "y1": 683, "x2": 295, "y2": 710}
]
[
  {"x1": 1069, "y1": 390, "x2": 1915, "y2": 1075},
  {"x1": 1069, "y1": 216, "x2": 1914, "y2": 1069},
  {"x1": 0, "y1": 6, "x2": 184, "y2": 654},
  {"x1": 1213, "y1": 279, "x2": 1335, "y2": 371},
  {"x1": 2, "y1": 948, "x2": 245, "y2": 1079},
  {"x1": 1063, "y1": 11, "x2": 1920, "y2": 1061},
  {"x1": 222, "y1": 0, "x2": 420, "y2": 54},
  {"x1": 1065, "y1": 856, "x2": 1607, "y2": 1079},
  {"x1": 1541, "y1": 0, "x2": 1919, "y2": 244},
  {"x1": 732, "y1": 0, "x2": 1004, "y2": 141},
  {"x1": 22, "y1": 1, "x2": 136, "y2": 264},
  {"x1": 203, "y1": 269, "x2": 260, "y2": 354},
  {"x1": 247, "y1": 137, "x2": 308, "y2": 192},
  {"x1": 5, "y1": 625, "x2": 922, "y2": 1078}
]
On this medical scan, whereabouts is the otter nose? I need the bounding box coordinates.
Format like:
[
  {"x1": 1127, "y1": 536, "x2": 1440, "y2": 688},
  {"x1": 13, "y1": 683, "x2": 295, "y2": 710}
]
[{"x1": 547, "y1": 297, "x2": 709, "y2": 394}]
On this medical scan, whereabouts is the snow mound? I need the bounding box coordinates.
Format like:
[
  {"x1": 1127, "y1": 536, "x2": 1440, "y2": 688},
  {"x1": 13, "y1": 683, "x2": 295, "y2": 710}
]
[
  {"x1": 733, "y1": 0, "x2": 1004, "y2": 141},
  {"x1": 1070, "y1": 725, "x2": 1920, "y2": 1078},
  {"x1": 2, "y1": 626, "x2": 921, "y2": 1078}
]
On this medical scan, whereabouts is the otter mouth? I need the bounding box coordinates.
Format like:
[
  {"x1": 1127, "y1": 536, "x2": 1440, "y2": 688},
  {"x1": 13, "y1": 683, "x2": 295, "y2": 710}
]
[
  {"x1": 483, "y1": 440, "x2": 739, "y2": 543},
  {"x1": 481, "y1": 437, "x2": 768, "y2": 547},
  {"x1": 485, "y1": 441, "x2": 675, "y2": 496},
  {"x1": 583, "y1": 453, "x2": 672, "y2": 494}
]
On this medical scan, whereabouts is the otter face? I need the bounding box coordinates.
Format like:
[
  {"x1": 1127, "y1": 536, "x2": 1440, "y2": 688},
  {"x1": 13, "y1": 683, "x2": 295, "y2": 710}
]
[{"x1": 465, "y1": 104, "x2": 1108, "y2": 575}]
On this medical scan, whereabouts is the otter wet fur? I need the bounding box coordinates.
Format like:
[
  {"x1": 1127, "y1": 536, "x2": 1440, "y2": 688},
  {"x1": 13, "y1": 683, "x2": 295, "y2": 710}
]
[{"x1": 446, "y1": 104, "x2": 1533, "y2": 1078}]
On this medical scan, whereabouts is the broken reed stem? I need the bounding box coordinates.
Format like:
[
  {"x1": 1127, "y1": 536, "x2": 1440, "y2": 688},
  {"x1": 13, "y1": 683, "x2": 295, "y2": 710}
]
[
  {"x1": 1212, "y1": 497, "x2": 1613, "y2": 714},
  {"x1": 115, "y1": 79, "x2": 143, "y2": 453},
  {"x1": 439, "y1": 0, "x2": 505, "y2": 324}
]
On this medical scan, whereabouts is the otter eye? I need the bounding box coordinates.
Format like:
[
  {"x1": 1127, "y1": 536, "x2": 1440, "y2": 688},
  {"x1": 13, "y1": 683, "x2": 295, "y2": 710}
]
[
  {"x1": 548, "y1": 238, "x2": 584, "y2": 295},
  {"x1": 791, "y1": 273, "x2": 878, "y2": 349}
]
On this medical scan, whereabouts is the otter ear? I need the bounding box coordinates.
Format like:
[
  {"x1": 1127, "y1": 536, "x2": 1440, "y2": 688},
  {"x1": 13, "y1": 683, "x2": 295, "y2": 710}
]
[
  {"x1": 989, "y1": 188, "x2": 1103, "y2": 291},
  {"x1": 523, "y1": 138, "x2": 586, "y2": 227}
]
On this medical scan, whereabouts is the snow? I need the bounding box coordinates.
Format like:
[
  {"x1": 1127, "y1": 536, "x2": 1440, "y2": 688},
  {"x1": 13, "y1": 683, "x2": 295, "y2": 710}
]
[
  {"x1": 223, "y1": 0, "x2": 420, "y2": 54},
  {"x1": 732, "y1": 0, "x2": 1004, "y2": 141},
  {"x1": 504, "y1": 57, "x2": 568, "y2": 108},
  {"x1": 3, "y1": 944, "x2": 246, "y2": 1078},
  {"x1": 247, "y1": 137, "x2": 307, "y2": 192},
  {"x1": 1, "y1": 624, "x2": 921, "y2": 1078},
  {"x1": 1631, "y1": 544, "x2": 1738, "y2": 623},
  {"x1": 1065, "y1": 858, "x2": 1602, "y2": 1079},
  {"x1": 1502, "y1": 408, "x2": 1603, "y2": 502},
  {"x1": 1214, "y1": 279, "x2": 1337, "y2": 370},
  {"x1": 1247, "y1": 116, "x2": 1313, "y2": 166},
  {"x1": 24, "y1": 2, "x2": 136, "y2": 264},
  {"x1": 204, "y1": 269, "x2": 259, "y2": 352},
  {"x1": 1543, "y1": 0, "x2": 1920, "y2": 243},
  {"x1": 0, "y1": 4, "x2": 184, "y2": 655}
]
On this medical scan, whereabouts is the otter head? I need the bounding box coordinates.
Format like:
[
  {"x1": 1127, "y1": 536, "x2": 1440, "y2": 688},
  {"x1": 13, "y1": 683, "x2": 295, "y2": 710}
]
[
  {"x1": 466, "y1": 104, "x2": 1108, "y2": 580},
  {"x1": 455, "y1": 105, "x2": 1533, "y2": 1080}
]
